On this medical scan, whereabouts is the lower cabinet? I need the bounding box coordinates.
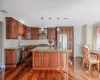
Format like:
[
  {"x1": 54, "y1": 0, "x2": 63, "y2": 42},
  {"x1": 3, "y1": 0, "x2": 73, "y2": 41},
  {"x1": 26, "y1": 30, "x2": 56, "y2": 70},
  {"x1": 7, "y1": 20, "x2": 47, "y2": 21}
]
[
  {"x1": 33, "y1": 51, "x2": 67, "y2": 69},
  {"x1": 33, "y1": 52, "x2": 41, "y2": 68},
  {"x1": 43, "y1": 52, "x2": 50, "y2": 67},
  {"x1": 5, "y1": 49, "x2": 17, "y2": 68},
  {"x1": 59, "y1": 53, "x2": 66, "y2": 68},
  {"x1": 51, "y1": 52, "x2": 58, "y2": 67}
]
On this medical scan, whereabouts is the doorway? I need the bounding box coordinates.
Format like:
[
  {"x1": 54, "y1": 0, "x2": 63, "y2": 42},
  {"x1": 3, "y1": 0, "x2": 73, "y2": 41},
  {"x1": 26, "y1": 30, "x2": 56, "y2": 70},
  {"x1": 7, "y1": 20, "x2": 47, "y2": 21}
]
[{"x1": 0, "y1": 22, "x2": 2, "y2": 69}]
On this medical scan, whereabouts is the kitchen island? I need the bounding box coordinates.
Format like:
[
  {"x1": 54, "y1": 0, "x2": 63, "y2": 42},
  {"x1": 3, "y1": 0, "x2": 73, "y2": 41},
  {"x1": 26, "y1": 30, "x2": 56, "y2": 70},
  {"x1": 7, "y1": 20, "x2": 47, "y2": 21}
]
[{"x1": 31, "y1": 47, "x2": 68, "y2": 70}]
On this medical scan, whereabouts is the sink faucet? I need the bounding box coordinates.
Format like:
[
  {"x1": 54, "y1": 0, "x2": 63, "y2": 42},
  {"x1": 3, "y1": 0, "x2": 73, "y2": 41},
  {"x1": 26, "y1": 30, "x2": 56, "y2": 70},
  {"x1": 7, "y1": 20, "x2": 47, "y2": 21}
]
[{"x1": 18, "y1": 36, "x2": 22, "y2": 46}]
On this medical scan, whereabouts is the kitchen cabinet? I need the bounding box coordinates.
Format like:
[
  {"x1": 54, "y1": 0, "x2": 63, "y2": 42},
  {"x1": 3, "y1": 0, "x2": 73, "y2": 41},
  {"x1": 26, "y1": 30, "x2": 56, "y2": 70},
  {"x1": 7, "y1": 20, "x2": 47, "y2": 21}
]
[
  {"x1": 33, "y1": 52, "x2": 41, "y2": 68},
  {"x1": 6, "y1": 17, "x2": 18, "y2": 39},
  {"x1": 18, "y1": 23, "x2": 23, "y2": 36},
  {"x1": 31, "y1": 28, "x2": 39, "y2": 40},
  {"x1": 5, "y1": 49, "x2": 17, "y2": 68},
  {"x1": 6, "y1": 17, "x2": 27, "y2": 39},
  {"x1": 27, "y1": 27, "x2": 31, "y2": 39},
  {"x1": 66, "y1": 27, "x2": 74, "y2": 50},
  {"x1": 59, "y1": 53, "x2": 66, "y2": 67},
  {"x1": 51, "y1": 52, "x2": 58, "y2": 67},
  {"x1": 22, "y1": 25, "x2": 27, "y2": 39},
  {"x1": 32, "y1": 50, "x2": 67, "y2": 69},
  {"x1": 43, "y1": 52, "x2": 50, "y2": 67},
  {"x1": 57, "y1": 27, "x2": 74, "y2": 58},
  {"x1": 5, "y1": 48, "x2": 22, "y2": 68},
  {"x1": 47, "y1": 28, "x2": 56, "y2": 40}
]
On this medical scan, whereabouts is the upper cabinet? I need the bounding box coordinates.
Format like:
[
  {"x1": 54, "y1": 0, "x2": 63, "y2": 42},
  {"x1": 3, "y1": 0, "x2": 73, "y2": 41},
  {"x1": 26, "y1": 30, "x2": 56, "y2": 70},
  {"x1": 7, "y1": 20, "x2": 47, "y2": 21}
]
[
  {"x1": 27, "y1": 27, "x2": 31, "y2": 39},
  {"x1": 31, "y1": 28, "x2": 39, "y2": 40},
  {"x1": 47, "y1": 28, "x2": 56, "y2": 40},
  {"x1": 22, "y1": 25, "x2": 27, "y2": 39},
  {"x1": 6, "y1": 17, "x2": 27, "y2": 39},
  {"x1": 6, "y1": 17, "x2": 18, "y2": 39}
]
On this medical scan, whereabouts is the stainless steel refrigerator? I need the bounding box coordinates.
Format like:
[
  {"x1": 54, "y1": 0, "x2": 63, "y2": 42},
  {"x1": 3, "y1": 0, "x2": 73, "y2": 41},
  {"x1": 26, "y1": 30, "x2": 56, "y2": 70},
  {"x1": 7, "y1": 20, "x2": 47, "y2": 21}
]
[{"x1": 57, "y1": 34, "x2": 67, "y2": 50}]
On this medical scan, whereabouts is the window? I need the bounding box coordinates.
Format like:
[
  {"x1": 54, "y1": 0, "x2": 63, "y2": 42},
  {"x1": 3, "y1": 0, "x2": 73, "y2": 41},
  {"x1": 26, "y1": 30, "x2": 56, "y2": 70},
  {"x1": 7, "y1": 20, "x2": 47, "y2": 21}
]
[
  {"x1": 94, "y1": 26, "x2": 100, "y2": 51},
  {"x1": 96, "y1": 34, "x2": 100, "y2": 51}
]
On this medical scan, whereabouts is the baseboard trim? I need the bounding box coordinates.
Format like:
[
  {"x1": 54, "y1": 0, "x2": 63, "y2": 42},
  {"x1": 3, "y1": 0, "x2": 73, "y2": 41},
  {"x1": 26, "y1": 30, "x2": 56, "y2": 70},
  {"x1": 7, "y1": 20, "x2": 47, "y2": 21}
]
[{"x1": 0, "y1": 65, "x2": 5, "y2": 68}]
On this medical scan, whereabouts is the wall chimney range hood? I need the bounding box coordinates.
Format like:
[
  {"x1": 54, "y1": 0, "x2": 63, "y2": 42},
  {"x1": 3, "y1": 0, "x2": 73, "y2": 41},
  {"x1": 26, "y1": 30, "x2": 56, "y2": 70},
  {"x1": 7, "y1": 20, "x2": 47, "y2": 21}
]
[{"x1": 39, "y1": 28, "x2": 47, "y2": 39}]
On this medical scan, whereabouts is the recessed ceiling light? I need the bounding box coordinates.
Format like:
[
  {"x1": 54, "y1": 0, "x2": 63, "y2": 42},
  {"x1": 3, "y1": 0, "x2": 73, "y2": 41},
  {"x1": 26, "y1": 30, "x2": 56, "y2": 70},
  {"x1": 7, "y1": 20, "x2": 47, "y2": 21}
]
[
  {"x1": 57, "y1": 18, "x2": 60, "y2": 20},
  {"x1": 41, "y1": 17, "x2": 44, "y2": 19},
  {"x1": 49, "y1": 18, "x2": 52, "y2": 20},
  {"x1": 64, "y1": 18, "x2": 69, "y2": 20}
]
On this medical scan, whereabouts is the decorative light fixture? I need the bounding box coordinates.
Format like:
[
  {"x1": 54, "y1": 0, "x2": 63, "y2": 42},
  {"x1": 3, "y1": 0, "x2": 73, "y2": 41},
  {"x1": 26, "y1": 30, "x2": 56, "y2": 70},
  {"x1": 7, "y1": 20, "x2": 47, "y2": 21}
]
[
  {"x1": 41, "y1": 27, "x2": 44, "y2": 31},
  {"x1": 57, "y1": 27, "x2": 60, "y2": 31}
]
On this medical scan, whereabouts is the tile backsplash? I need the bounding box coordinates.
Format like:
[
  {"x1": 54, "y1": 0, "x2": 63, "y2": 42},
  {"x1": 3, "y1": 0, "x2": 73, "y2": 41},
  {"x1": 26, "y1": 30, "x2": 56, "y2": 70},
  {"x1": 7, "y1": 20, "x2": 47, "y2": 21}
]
[{"x1": 4, "y1": 39, "x2": 50, "y2": 48}]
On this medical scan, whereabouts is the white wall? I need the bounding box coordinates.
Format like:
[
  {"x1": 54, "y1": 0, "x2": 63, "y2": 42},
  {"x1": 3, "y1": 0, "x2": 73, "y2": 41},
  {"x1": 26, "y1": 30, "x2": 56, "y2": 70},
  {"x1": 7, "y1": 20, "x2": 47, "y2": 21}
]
[
  {"x1": 74, "y1": 26, "x2": 82, "y2": 57},
  {"x1": 82, "y1": 24, "x2": 87, "y2": 45},
  {"x1": 86, "y1": 24, "x2": 93, "y2": 50},
  {"x1": 0, "y1": 22, "x2": 2, "y2": 66},
  {"x1": 81, "y1": 24, "x2": 93, "y2": 50},
  {"x1": 0, "y1": 13, "x2": 5, "y2": 68}
]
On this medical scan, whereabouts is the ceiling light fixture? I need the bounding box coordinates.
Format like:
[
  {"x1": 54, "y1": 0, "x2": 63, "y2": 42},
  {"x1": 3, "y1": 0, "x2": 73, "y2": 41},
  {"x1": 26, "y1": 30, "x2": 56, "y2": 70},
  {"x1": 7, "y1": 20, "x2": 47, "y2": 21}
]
[
  {"x1": 49, "y1": 18, "x2": 52, "y2": 20},
  {"x1": 57, "y1": 27, "x2": 60, "y2": 31},
  {"x1": 64, "y1": 18, "x2": 69, "y2": 20},
  {"x1": 41, "y1": 27, "x2": 44, "y2": 31},
  {"x1": 41, "y1": 17, "x2": 44, "y2": 19},
  {"x1": 57, "y1": 18, "x2": 60, "y2": 20}
]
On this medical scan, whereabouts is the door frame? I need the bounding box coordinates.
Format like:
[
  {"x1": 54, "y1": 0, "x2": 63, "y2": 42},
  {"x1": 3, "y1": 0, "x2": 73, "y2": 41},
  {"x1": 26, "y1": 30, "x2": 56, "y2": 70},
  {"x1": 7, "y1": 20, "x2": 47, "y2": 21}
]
[{"x1": 0, "y1": 22, "x2": 4, "y2": 68}]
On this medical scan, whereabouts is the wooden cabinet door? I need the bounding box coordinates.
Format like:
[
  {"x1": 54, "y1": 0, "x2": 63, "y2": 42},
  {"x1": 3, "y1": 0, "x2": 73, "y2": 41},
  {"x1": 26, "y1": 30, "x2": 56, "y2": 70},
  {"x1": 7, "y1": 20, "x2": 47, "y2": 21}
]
[
  {"x1": 60, "y1": 28, "x2": 67, "y2": 34},
  {"x1": 31, "y1": 28, "x2": 39, "y2": 40},
  {"x1": 33, "y1": 52, "x2": 41, "y2": 67},
  {"x1": 5, "y1": 50, "x2": 16, "y2": 65},
  {"x1": 18, "y1": 23, "x2": 24, "y2": 36},
  {"x1": 27, "y1": 27, "x2": 31, "y2": 39},
  {"x1": 50, "y1": 52, "x2": 58, "y2": 67},
  {"x1": 59, "y1": 52, "x2": 66, "y2": 68},
  {"x1": 22, "y1": 25, "x2": 27, "y2": 39},
  {"x1": 6, "y1": 18, "x2": 11, "y2": 39},
  {"x1": 67, "y1": 27, "x2": 73, "y2": 50},
  {"x1": 6, "y1": 17, "x2": 19, "y2": 39},
  {"x1": 43, "y1": 52, "x2": 50, "y2": 68},
  {"x1": 11, "y1": 20, "x2": 16, "y2": 39},
  {"x1": 47, "y1": 28, "x2": 56, "y2": 40}
]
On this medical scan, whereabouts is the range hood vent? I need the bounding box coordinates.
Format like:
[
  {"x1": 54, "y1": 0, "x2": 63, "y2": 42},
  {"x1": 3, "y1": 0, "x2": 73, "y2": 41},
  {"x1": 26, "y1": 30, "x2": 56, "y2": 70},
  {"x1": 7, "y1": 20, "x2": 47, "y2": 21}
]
[{"x1": 39, "y1": 28, "x2": 47, "y2": 39}]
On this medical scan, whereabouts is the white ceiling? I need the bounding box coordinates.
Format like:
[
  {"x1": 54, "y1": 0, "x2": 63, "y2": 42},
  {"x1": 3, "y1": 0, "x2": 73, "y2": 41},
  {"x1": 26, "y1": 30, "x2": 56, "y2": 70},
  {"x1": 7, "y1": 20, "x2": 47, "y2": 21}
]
[{"x1": 1, "y1": 0, "x2": 100, "y2": 27}]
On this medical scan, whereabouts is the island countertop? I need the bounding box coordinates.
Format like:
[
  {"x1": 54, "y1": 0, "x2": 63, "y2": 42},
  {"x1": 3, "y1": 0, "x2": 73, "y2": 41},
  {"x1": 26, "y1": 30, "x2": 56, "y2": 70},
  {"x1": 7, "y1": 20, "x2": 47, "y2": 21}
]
[{"x1": 30, "y1": 47, "x2": 67, "y2": 52}]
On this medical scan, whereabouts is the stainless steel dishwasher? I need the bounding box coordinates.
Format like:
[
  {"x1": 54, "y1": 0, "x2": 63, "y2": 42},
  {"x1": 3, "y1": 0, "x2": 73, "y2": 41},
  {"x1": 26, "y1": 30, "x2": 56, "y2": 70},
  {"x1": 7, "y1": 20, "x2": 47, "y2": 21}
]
[{"x1": 16, "y1": 48, "x2": 22, "y2": 64}]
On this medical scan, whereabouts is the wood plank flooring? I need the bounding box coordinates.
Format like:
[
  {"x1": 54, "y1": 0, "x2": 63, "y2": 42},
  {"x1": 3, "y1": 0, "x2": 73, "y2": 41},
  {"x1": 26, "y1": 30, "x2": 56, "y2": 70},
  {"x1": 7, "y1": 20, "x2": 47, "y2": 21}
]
[{"x1": 0, "y1": 57, "x2": 100, "y2": 80}]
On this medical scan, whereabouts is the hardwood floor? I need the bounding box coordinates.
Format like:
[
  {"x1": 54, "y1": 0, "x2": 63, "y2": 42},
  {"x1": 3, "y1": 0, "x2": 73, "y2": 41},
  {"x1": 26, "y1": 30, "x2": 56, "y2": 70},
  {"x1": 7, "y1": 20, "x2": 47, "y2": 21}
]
[{"x1": 0, "y1": 57, "x2": 100, "y2": 80}]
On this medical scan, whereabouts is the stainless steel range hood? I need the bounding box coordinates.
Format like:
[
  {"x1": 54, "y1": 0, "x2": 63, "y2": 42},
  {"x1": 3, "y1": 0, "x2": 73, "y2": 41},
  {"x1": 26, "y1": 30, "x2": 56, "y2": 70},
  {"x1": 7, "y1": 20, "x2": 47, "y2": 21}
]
[{"x1": 39, "y1": 28, "x2": 47, "y2": 39}]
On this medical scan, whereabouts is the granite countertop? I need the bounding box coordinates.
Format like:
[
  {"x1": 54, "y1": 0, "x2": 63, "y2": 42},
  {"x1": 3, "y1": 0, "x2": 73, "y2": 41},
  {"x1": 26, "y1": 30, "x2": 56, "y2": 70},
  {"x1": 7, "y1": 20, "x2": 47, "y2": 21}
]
[
  {"x1": 30, "y1": 47, "x2": 67, "y2": 52},
  {"x1": 5, "y1": 46, "x2": 23, "y2": 50}
]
